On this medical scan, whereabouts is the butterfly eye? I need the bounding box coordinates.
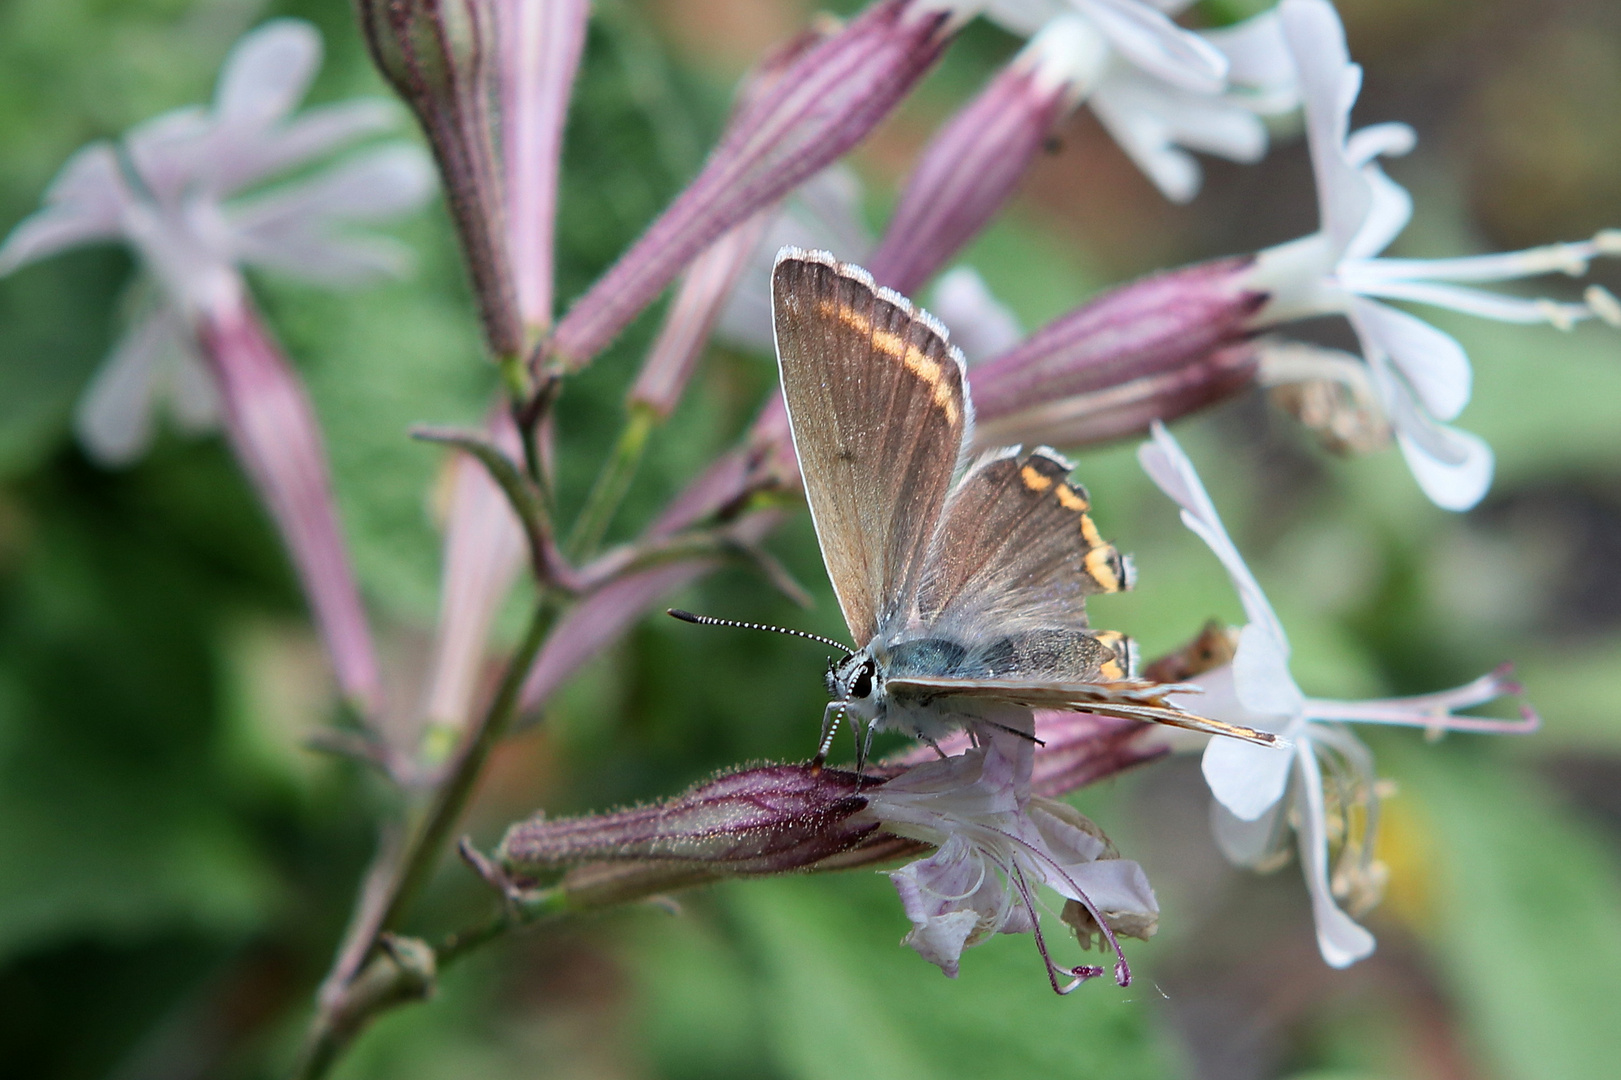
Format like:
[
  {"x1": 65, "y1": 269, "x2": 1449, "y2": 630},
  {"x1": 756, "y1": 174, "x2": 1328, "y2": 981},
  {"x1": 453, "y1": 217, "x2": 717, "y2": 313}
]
[{"x1": 850, "y1": 662, "x2": 874, "y2": 699}]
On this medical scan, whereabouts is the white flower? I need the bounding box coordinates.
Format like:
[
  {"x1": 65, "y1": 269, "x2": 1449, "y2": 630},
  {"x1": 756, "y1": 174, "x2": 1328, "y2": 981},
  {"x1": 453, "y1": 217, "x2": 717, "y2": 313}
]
[
  {"x1": 1250, "y1": 0, "x2": 1620, "y2": 510},
  {"x1": 1139, "y1": 421, "x2": 1535, "y2": 967},
  {"x1": 860, "y1": 725, "x2": 1159, "y2": 992},
  {"x1": 0, "y1": 19, "x2": 435, "y2": 464},
  {"x1": 985, "y1": 0, "x2": 1298, "y2": 202}
]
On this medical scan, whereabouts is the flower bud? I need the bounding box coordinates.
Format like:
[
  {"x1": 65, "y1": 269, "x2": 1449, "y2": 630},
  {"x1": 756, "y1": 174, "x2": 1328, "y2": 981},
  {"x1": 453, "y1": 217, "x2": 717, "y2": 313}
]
[
  {"x1": 867, "y1": 16, "x2": 1092, "y2": 295},
  {"x1": 496, "y1": 0, "x2": 588, "y2": 336},
  {"x1": 197, "y1": 287, "x2": 382, "y2": 713},
  {"x1": 498, "y1": 762, "x2": 882, "y2": 880},
  {"x1": 970, "y1": 256, "x2": 1268, "y2": 449},
  {"x1": 356, "y1": 0, "x2": 522, "y2": 356},
  {"x1": 547, "y1": 0, "x2": 959, "y2": 370}
]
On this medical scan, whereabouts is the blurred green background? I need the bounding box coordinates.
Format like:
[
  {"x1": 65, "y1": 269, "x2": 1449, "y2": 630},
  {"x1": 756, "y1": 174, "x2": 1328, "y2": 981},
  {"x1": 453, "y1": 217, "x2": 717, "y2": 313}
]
[{"x1": 1, "y1": 0, "x2": 1619, "y2": 1078}]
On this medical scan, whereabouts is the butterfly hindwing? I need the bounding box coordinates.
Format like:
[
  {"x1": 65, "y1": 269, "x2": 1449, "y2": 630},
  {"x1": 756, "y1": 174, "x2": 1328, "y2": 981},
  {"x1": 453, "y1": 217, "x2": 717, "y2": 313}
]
[{"x1": 773, "y1": 249, "x2": 970, "y2": 647}]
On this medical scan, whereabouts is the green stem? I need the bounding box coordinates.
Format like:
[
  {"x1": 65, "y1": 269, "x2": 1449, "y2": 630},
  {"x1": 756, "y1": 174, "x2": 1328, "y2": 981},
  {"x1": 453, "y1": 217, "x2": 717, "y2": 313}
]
[
  {"x1": 377, "y1": 601, "x2": 556, "y2": 935},
  {"x1": 290, "y1": 600, "x2": 557, "y2": 1080},
  {"x1": 565, "y1": 406, "x2": 656, "y2": 560}
]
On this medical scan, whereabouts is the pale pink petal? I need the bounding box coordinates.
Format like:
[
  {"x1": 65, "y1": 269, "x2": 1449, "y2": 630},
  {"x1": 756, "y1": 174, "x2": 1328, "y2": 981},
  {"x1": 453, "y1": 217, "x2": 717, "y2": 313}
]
[
  {"x1": 1077, "y1": 0, "x2": 1227, "y2": 94},
  {"x1": 420, "y1": 409, "x2": 529, "y2": 731},
  {"x1": 0, "y1": 144, "x2": 130, "y2": 273},
  {"x1": 73, "y1": 308, "x2": 173, "y2": 465},
  {"x1": 1208, "y1": 795, "x2": 1287, "y2": 868},
  {"x1": 928, "y1": 266, "x2": 1023, "y2": 365},
  {"x1": 1232, "y1": 622, "x2": 1305, "y2": 718},
  {"x1": 497, "y1": 0, "x2": 589, "y2": 332},
  {"x1": 215, "y1": 19, "x2": 321, "y2": 130}
]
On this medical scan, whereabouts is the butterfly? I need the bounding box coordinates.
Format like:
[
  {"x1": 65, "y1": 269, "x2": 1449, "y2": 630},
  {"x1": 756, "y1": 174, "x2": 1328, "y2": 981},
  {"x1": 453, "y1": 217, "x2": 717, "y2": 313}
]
[{"x1": 754, "y1": 247, "x2": 1283, "y2": 769}]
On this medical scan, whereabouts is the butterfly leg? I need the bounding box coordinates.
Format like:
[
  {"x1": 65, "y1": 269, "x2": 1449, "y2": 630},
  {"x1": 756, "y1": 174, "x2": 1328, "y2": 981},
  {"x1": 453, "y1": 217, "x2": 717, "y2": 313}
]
[
  {"x1": 852, "y1": 717, "x2": 878, "y2": 781},
  {"x1": 811, "y1": 702, "x2": 844, "y2": 770}
]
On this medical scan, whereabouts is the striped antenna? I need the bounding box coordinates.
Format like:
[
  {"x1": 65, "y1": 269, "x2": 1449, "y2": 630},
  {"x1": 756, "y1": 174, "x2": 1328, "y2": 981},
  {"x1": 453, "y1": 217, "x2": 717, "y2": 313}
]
[{"x1": 667, "y1": 609, "x2": 852, "y2": 654}]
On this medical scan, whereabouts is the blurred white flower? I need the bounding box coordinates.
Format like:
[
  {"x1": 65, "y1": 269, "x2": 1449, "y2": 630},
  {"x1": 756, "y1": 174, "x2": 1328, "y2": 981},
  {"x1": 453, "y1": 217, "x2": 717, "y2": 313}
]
[
  {"x1": 1251, "y1": 0, "x2": 1620, "y2": 510},
  {"x1": 1139, "y1": 421, "x2": 1535, "y2": 967},
  {"x1": 984, "y1": 0, "x2": 1298, "y2": 202},
  {"x1": 0, "y1": 18, "x2": 435, "y2": 464},
  {"x1": 861, "y1": 725, "x2": 1159, "y2": 992}
]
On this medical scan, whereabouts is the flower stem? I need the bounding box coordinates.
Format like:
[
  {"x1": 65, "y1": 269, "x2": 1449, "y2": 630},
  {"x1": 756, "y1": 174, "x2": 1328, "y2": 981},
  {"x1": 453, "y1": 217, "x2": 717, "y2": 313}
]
[
  {"x1": 566, "y1": 405, "x2": 656, "y2": 560},
  {"x1": 290, "y1": 598, "x2": 558, "y2": 1080}
]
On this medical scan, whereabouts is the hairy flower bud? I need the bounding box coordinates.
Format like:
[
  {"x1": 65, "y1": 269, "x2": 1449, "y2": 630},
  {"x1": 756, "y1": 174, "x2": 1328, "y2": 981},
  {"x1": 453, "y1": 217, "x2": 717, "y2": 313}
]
[
  {"x1": 356, "y1": 0, "x2": 522, "y2": 355},
  {"x1": 498, "y1": 763, "x2": 884, "y2": 881}
]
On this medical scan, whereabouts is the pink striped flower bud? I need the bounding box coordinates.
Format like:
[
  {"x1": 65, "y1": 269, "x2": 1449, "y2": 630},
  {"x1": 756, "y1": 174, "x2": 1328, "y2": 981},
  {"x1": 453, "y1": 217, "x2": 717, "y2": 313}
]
[
  {"x1": 498, "y1": 761, "x2": 883, "y2": 882},
  {"x1": 546, "y1": 0, "x2": 960, "y2": 370},
  {"x1": 867, "y1": 17, "x2": 1090, "y2": 295},
  {"x1": 357, "y1": 0, "x2": 523, "y2": 356},
  {"x1": 970, "y1": 256, "x2": 1268, "y2": 449},
  {"x1": 197, "y1": 287, "x2": 383, "y2": 713}
]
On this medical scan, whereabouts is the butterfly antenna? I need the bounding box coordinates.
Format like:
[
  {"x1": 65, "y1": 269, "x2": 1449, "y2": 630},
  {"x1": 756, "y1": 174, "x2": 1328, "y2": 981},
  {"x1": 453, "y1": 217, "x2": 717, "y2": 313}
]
[{"x1": 667, "y1": 609, "x2": 851, "y2": 655}]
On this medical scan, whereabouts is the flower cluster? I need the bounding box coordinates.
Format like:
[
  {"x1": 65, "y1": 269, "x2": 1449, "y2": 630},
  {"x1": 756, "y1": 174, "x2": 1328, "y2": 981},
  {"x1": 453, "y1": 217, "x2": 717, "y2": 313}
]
[{"x1": 1, "y1": 0, "x2": 1605, "y2": 1067}]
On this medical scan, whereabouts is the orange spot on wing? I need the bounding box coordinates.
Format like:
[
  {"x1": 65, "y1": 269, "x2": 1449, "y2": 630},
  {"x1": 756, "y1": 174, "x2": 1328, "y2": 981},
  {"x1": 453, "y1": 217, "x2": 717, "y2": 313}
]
[
  {"x1": 1020, "y1": 464, "x2": 1054, "y2": 492},
  {"x1": 1085, "y1": 546, "x2": 1123, "y2": 592},
  {"x1": 817, "y1": 300, "x2": 960, "y2": 425},
  {"x1": 1055, "y1": 484, "x2": 1089, "y2": 511}
]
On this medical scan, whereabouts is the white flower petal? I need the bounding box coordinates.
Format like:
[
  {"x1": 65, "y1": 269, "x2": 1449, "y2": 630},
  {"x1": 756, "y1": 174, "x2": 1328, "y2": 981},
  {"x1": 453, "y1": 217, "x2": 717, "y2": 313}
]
[
  {"x1": 1139, "y1": 423, "x2": 1290, "y2": 650},
  {"x1": 1065, "y1": 857, "x2": 1159, "y2": 919},
  {"x1": 1295, "y1": 747, "x2": 1376, "y2": 967},
  {"x1": 1232, "y1": 622, "x2": 1305, "y2": 718},
  {"x1": 214, "y1": 100, "x2": 401, "y2": 195},
  {"x1": 1280, "y1": 0, "x2": 1361, "y2": 247},
  {"x1": 1089, "y1": 71, "x2": 1269, "y2": 202},
  {"x1": 1202, "y1": 727, "x2": 1295, "y2": 821},
  {"x1": 164, "y1": 343, "x2": 221, "y2": 433},
  {"x1": 980, "y1": 0, "x2": 1072, "y2": 38},
  {"x1": 1349, "y1": 298, "x2": 1470, "y2": 420},
  {"x1": 1077, "y1": 0, "x2": 1228, "y2": 94},
  {"x1": 215, "y1": 19, "x2": 321, "y2": 129},
  {"x1": 1209, "y1": 795, "x2": 1287, "y2": 868},
  {"x1": 1396, "y1": 421, "x2": 1494, "y2": 512},
  {"x1": 1204, "y1": 11, "x2": 1298, "y2": 107},
  {"x1": 1344, "y1": 121, "x2": 1415, "y2": 166},
  {"x1": 1344, "y1": 164, "x2": 1412, "y2": 262}
]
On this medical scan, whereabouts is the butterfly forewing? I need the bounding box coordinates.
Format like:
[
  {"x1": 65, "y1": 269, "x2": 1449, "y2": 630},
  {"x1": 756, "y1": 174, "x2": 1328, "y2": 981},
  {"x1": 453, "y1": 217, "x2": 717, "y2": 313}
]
[
  {"x1": 884, "y1": 675, "x2": 1282, "y2": 746},
  {"x1": 772, "y1": 249, "x2": 970, "y2": 647}
]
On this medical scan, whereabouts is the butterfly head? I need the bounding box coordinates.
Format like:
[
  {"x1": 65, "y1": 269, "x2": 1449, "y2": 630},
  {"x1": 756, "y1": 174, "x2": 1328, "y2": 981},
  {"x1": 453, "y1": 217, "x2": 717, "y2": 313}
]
[{"x1": 827, "y1": 648, "x2": 885, "y2": 728}]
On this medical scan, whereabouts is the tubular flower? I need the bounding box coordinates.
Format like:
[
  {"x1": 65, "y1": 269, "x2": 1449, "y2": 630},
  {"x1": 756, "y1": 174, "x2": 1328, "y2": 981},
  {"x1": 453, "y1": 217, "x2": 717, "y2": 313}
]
[
  {"x1": 1247, "y1": 0, "x2": 1621, "y2": 510},
  {"x1": 0, "y1": 19, "x2": 433, "y2": 465},
  {"x1": 1139, "y1": 421, "x2": 1537, "y2": 967},
  {"x1": 0, "y1": 19, "x2": 431, "y2": 714},
  {"x1": 495, "y1": 0, "x2": 589, "y2": 337}
]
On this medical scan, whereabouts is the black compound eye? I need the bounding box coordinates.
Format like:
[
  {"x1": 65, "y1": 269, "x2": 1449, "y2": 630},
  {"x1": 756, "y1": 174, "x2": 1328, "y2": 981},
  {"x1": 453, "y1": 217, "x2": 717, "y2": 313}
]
[{"x1": 850, "y1": 661, "x2": 874, "y2": 699}]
